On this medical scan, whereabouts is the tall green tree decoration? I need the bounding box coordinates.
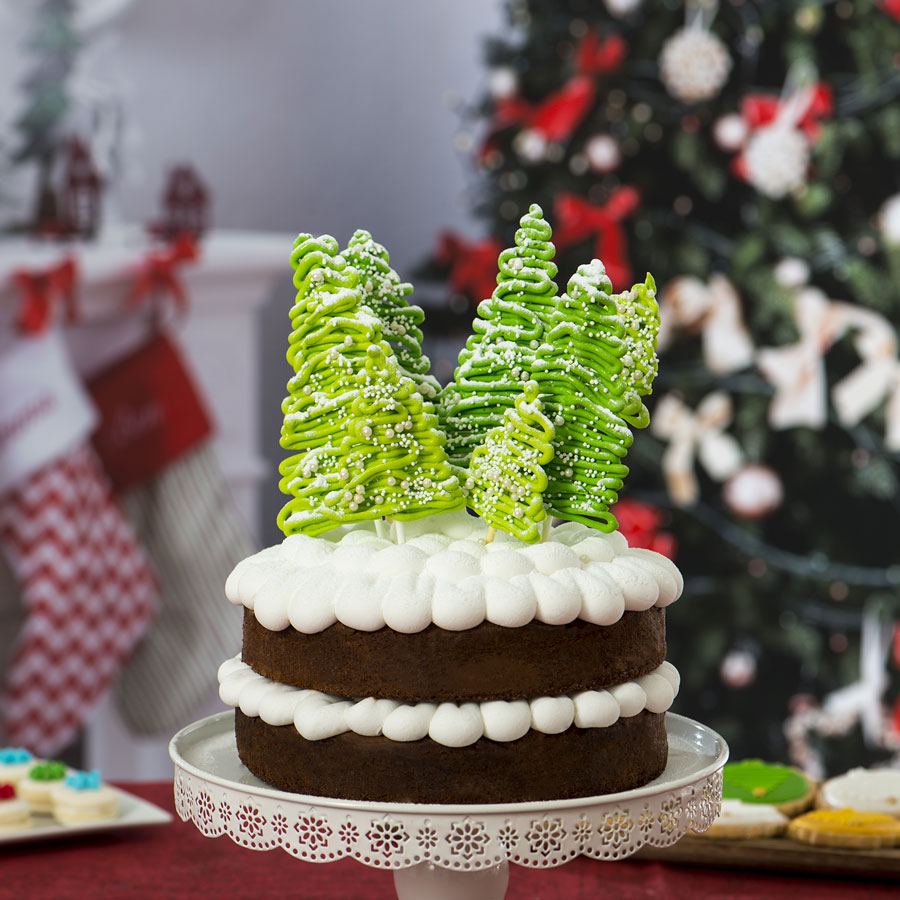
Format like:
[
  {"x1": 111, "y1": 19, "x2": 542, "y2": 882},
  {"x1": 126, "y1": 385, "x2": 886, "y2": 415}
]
[
  {"x1": 12, "y1": 0, "x2": 80, "y2": 230},
  {"x1": 534, "y1": 261, "x2": 659, "y2": 532},
  {"x1": 431, "y1": 0, "x2": 900, "y2": 773},
  {"x1": 464, "y1": 380, "x2": 555, "y2": 543},
  {"x1": 278, "y1": 234, "x2": 462, "y2": 536},
  {"x1": 342, "y1": 229, "x2": 441, "y2": 401},
  {"x1": 441, "y1": 203, "x2": 558, "y2": 466}
]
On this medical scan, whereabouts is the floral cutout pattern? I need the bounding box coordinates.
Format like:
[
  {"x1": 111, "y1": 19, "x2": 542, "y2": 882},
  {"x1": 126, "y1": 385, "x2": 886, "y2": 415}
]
[
  {"x1": 526, "y1": 817, "x2": 567, "y2": 857},
  {"x1": 235, "y1": 803, "x2": 266, "y2": 841},
  {"x1": 446, "y1": 819, "x2": 491, "y2": 860},
  {"x1": 295, "y1": 813, "x2": 333, "y2": 851},
  {"x1": 366, "y1": 818, "x2": 410, "y2": 859}
]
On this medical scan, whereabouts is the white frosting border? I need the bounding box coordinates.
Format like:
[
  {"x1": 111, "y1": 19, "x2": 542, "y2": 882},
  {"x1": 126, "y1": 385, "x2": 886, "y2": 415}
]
[
  {"x1": 225, "y1": 511, "x2": 683, "y2": 635},
  {"x1": 822, "y1": 768, "x2": 900, "y2": 816},
  {"x1": 219, "y1": 656, "x2": 680, "y2": 749}
]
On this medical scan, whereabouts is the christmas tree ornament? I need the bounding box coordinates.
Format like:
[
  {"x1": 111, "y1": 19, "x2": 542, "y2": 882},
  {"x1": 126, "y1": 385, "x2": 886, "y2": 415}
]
[
  {"x1": 743, "y1": 125, "x2": 809, "y2": 199},
  {"x1": 514, "y1": 128, "x2": 548, "y2": 163},
  {"x1": 488, "y1": 66, "x2": 517, "y2": 99},
  {"x1": 712, "y1": 113, "x2": 748, "y2": 152},
  {"x1": 657, "y1": 274, "x2": 754, "y2": 375},
  {"x1": 719, "y1": 648, "x2": 757, "y2": 689},
  {"x1": 773, "y1": 257, "x2": 811, "y2": 290},
  {"x1": 611, "y1": 499, "x2": 676, "y2": 558},
  {"x1": 553, "y1": 187, "x2": 641, "y2": 290},
  {"x1": 756, "y1": 287, "x2": 851, "y2": 431},
  {"x1": 878, "y1": 192, "x2": 900, "y2": 244},
  {"x1": 584, "y1": 134, "x2": 621, "y2": 173},
  {"x1": 0, "y1": 331, "x2": 156, "y2": 755},
  {"x1": 659, "y1": 2, "x2": 732, "y2": 105},
  {"x1": 831, "y1": 306, "x2": 900, "y2": 451},
  {"x1": 651, "y1": 391, "x2": 744, "y2": 506},
  {"x1": 723, "y1": 464, "x2": 784, "y2": 520},
  {"x1": 603, "y1": 0, "x2": 643, "y2": 18},
  {"x1": 441, "y1": 204, "x2": 558, "y2": 467}
]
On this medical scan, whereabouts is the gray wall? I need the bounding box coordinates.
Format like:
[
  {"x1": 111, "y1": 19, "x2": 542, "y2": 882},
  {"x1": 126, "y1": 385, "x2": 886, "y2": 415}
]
[{"x1": 1, "y1": 0, "x2": 503, "y2": 545}]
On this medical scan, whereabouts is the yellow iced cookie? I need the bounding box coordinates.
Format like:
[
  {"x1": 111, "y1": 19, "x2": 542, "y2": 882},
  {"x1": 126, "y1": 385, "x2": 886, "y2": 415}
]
[{"x1": 787, "y1": 808, "x2": 900, "y2": 849}]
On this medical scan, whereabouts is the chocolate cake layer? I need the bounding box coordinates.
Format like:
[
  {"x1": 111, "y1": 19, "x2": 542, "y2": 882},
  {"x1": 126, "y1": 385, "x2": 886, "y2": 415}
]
[
  {"x1": 235, "y1": 708, "x2": 668, "y2": 803},
  {"x1": 242, "y1": 606, "x2": 665, "y2": 702}
]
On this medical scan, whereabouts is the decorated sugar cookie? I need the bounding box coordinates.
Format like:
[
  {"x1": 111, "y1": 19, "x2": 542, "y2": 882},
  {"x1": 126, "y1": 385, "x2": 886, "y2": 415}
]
[
  {"x1": 50, "y1": 769, "x2": 118, "y2": 825},
  {"x1": 722, "y1": 759, "x2": 815, "y2": 816},
  {"x1": 0, "y1": 783, "x2": 31, "y2": 831},
  {"x1": 818, "y1": 767, "x2": 900, "y2": 817},
  {"x1": 787, "y1": 808, "x2": 900, "y2": 849},
  {"x1": 17, "y1": 760, "x2": 67, "y2": 814},
  {"x1": 0, "y1": 748, "x2": 36, "y2": 787},
  {"x1": 694, "y1": 798, "x2": 788, "y2": 839}
]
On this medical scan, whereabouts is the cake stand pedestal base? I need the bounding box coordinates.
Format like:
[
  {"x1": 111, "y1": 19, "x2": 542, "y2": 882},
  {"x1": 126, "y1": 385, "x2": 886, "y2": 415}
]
[
  {"x1": 394, "y1": 859, "x2": 509, "y2": 900},
  {"x1": 169, "y1": 711, "x2": 727, "y2": 900}
]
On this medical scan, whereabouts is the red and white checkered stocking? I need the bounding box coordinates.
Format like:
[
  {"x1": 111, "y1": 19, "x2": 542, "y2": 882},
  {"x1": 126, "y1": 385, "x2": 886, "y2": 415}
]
[{"x1": 0, "y1": 444, "x2": 156, "y2": 755}]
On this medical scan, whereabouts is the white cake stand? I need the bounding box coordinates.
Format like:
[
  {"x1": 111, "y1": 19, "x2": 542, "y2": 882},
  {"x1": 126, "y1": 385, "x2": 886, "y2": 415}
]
[{"x1": 169, "y1": 711, "x2": 727, "y2": 900}]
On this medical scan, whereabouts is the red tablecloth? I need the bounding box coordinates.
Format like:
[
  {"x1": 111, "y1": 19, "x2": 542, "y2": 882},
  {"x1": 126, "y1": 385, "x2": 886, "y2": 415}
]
[{"x1": 1, "y1": 783, "x2": 897, "y2": 899}]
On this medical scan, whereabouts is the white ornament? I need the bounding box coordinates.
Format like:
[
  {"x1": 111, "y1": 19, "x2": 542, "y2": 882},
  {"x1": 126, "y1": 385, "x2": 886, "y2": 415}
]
[
  {"x1": 723, "y1": 464, "x2": 783, "y2": 520},
  {"x1": 719, "y1": 649, "x2": 757, "y2": 690},
  {"x1": 514, "y1": 129, "x2": 547, "y2": 163},
  {"x1": 489, "y1": 67, "x2": 517, "y2": 100},
  {"x1": 659, "y1": 27, "x2": 732, "y2": 104},
  {"x1": 773, "y1": 257, "x2": 810, "y2": 290},
  {"x1": 585, "y1": 134, "x2": 621, "y2": 173},
  {"x1": 604, "y1": 0, "x2": 643, "y2": 17},
  {"x1": 713, "y1": 113, "x2": 748, "y2": 152},
  {"x1": 878, "y1": 193, "x2": 900, "y2": 245},
  {"x1": 743, "y1": 124, "x2": 809, "y2": 199}
]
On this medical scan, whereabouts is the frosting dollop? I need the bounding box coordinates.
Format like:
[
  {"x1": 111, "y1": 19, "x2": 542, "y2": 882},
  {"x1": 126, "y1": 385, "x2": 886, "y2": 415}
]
[
  {"x1": 219, "y1": 656, "x2": 680, "y2": 748},
  {"x1": 225, "y1": 510, "x2": 683, "y2": 634}
]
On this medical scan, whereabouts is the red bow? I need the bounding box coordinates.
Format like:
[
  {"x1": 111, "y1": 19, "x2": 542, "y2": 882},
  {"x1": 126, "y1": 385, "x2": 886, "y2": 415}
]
[
  {"x1": 553, "y1": 188, "x2": 641, "y2": 290},
  {"x1": 435, "y1": 232, "x2": 502, "y2": 305},
  {"x1": 128, "y1": 234, "x2": 200, "y2": 315},
  {"x1": 574, "y1": 30, "x2": 627, "y2": 77},
  {"x1": 880, "y1": 0, "x2": 900, "y2": 21},
  {"x1": 740, "y1": 82, "x2": 833, "y2": 142},
  {"x1": 11, "y1": 258, "x2": 79, "y2": 335},
  {"x1": 612, "y1": 499, "x2": 677, "y2": 559}
]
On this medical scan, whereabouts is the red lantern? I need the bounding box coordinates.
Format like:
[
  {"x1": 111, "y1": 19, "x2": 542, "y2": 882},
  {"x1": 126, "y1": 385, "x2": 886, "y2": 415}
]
[
  {"x1": 61, "y1": 137, "x2": 102, "y2": 238},
  {"x1": 152, "y1": 165, "x2": 210, "y2": 240}
]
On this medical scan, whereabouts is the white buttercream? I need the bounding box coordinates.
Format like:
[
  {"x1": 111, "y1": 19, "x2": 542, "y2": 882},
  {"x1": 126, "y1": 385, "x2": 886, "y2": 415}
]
[
  {"x1": 225, "y1": 510, "x2": 684, "y2": 635},
  {"x1": 218, "y1": 656, "x2": 680, "y2": 748}
]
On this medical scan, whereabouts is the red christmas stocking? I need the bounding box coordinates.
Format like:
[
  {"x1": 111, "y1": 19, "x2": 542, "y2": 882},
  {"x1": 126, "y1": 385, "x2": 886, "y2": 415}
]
[{"x1": 0, "y1": 332, "x2": 157, "y2": 755}]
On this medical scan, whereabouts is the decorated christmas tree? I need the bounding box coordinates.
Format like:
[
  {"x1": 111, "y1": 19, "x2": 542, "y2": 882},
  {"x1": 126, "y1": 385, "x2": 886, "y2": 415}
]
[
  {"x1": 429, "y1": 1, "x2": 900, "y2": 774},
  {"x1": 464, "y1": 379, "x2": 555, "y2": 543},
  {"x1": 11, "y1": 0, "x2": 81, "y2": 231},
  {"x1": 342, "y1": 229, "x2": 441, "y2": 400},
  {"x1": 278, "y1": 233, "x2": 462, "y2": 536},
  {"x1": 441, "y1": 203, "x2": 558, "y2": 465},
  {"x1": 533, "y1": 260, "x2": 659, "y2": 532}
]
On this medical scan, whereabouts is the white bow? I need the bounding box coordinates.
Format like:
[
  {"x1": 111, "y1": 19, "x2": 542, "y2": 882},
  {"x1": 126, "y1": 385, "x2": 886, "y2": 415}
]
[
  {"x1": 658, "y1": 274, "x2": 755, "y2": 374},
  {"x1": 652, "y1": 391, "x2": 744, "y2": 506},
  {"x1": 831, "y1": 307, "x2": 900, "y2": 451},
  {"x1": 756, "y1": 287, "x2": 849, "y2": 430}
]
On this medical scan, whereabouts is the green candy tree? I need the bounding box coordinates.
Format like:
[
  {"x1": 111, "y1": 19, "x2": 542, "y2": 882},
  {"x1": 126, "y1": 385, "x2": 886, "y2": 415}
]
[
  {"x1": 464, "y1": 380, "x2": 555, "y2": 544},
  {"x1": 342, "y1": 229, "x2": 441, "y2": 400},
  {"x1": 278, "y1": 233, "x2": 462, "y2": 536},
  {"x1": 533, "y1": 260, "x2": 660, "y2": 532},
  {"x1": 441, "y1": 203, "x2": 558, "y2": 466}
]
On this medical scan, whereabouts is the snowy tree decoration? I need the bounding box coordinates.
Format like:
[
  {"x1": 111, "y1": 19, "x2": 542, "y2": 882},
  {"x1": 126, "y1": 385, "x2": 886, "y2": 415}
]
[
  {"x1": 743, "y1": 124, "x2": 809, "y2": 199},
  {"x1": 659, "y1": 5, "x2": 732, "y2": 105},
  {"x1": 878, "y1": 193, "x2": 900, "y2": 245}
]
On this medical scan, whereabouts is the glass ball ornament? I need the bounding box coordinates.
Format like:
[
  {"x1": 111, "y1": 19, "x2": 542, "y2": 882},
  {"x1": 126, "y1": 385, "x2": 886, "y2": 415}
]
[
  {"x1": 743, "y1": 125, "x2": 809, "y2": 199},
  {"x1": 660, "y1": 27, "x2": 732, "y2": 104},
  {"x1": 713, "y1": 113, "x2": 748, "y2": 152},
  {"x1": 585, "y1": 134, "x2": 621, "y2": 173}
]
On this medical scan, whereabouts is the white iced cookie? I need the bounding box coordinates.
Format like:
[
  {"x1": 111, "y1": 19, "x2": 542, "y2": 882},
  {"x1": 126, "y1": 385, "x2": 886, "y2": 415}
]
[
  {"x1": 819, "y1": 768, "x2": 900, "y2": 818},
  {"x1": 51, "y1": 770, "x2": 118, "y2": 825},
  {"x1": 696, "y1": 799, "x2": 789, "y2": 839},
  {"x1": 17, "y1": 762, "x2": 68, "y2": 815},
  {"x1": 0, "y1": 785, "x2": 30, "y2": 831}
]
